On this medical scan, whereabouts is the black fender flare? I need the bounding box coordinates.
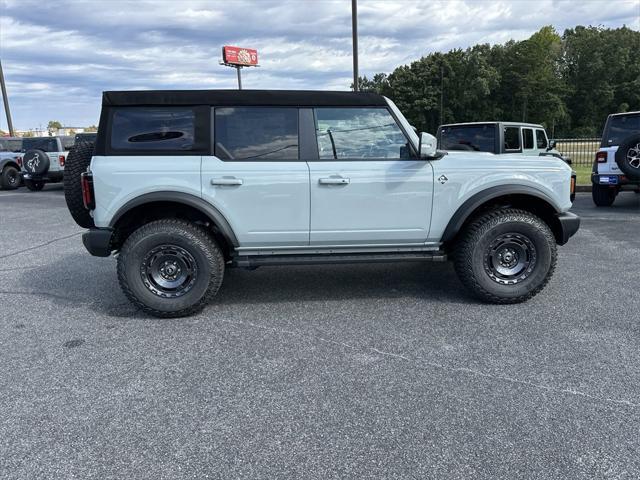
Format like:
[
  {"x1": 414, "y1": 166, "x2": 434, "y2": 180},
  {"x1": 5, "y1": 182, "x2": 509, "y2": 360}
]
[
  {"x1": 109, "y1": 191, "x2": 239, "y2": 247},
  {"x1": 440, "y1": 185, "x2": 561, "y2": 243},
  {"x1": 0, "y1": 158, "x2": 20, "y2": 171}
]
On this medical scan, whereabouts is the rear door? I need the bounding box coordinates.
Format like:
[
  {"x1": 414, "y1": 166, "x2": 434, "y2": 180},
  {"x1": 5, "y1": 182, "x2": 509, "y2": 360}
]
[
  {"x1": 307, "y1": 106, "x2": 433, "y2": 245},
  {"x1": 201, "y1": 107, "x2": 310, "y2": 247}
]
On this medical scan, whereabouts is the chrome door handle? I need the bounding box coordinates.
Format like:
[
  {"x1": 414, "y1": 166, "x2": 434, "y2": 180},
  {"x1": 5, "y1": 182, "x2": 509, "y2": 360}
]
[
  {"x1": 319, "y1": 177, "x2": 350, "y2": 185},
  {"x1": 211, "y1": 178, "x2": 243, "y2": 186}
]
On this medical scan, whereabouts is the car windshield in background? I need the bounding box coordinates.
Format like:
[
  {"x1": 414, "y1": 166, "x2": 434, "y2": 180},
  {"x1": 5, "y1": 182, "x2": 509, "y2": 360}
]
[
  {"x1": 0, "y1": 138, "x2": 23, "y2": 152},
  {"x1": 440, "y1": 125, "x2": 495, "y2": 152},
  {"x1": 22, "y1": 137, "x2": 59, "y2": 152},
  {"x1": 603, "y1": 114, "x2": 640, "y2": 146}
]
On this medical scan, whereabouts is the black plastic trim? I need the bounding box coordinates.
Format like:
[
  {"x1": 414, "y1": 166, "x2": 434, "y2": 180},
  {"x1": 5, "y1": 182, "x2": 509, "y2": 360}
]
[
  {"x1": 555, "y1": 212, "x2": 580, "y2": 245},
  {"x1": 82, "y1": 228, "x2": 113, "y2": 257},
  {"x1": 441, "y1": 185, "x2": 561, "y2": 243},
  {"x1": 232, "y1": 251, "x2": 447, "y2": 268},
  {"x1": 109, "y1": 191, "x2": 239, "y2": 247}
]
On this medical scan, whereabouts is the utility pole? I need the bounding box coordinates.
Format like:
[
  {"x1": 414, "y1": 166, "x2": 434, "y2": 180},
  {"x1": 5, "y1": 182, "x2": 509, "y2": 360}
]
[
  {"x1": 236, "y1": 66, "x2": 242, "y2": 90},
  {"x1": 351, "y1": 0, "x2": 359, "y2": 92},
  {"x1": 0, "y1": 59, "x2": 15, "y2": 136},
  {"x1": 440, "y1": 65, "x2": 444, "y2": 125}
]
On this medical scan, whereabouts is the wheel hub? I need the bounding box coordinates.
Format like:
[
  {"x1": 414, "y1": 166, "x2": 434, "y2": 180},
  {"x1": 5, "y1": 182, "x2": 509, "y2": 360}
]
[
  {"x1": 140, "y1": 244, "x2": 197, "y2": 298},
  {"x1": 627, "y1": 143, "x2": 640, "y2": 169},
  {"x1": 484, "y1": 233, "x2": 537, "y2": 285}
]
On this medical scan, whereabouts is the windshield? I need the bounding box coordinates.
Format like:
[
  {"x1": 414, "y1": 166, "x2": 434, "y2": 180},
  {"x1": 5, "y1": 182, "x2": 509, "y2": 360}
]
[
  {"x1": 22, "y1": 137, "x2": 59, "y2": 152},
  {"x1": 602, "y1": 114, "x2": 640, "y2": 146},
  {"x1": 439, "y1": 125, "x2": 495, "y2": 152}
]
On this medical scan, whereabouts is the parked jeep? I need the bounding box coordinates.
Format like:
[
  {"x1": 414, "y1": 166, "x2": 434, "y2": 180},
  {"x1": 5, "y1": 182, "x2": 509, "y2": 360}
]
[
  {"x1": 0, "y1": 136, "x2": 23, "y2": 190},
  {"x1": 19, "y1": 136, "x2": 73, "y2": 191},
  {"x1": 591, "y1": 111, "x2": 640, "y2": 206},
  {"x1": 437, "y1": 122, "x2": 570, "y2": 162},
  {"x1": 64, "y1": 90, "x2": 579, "y2": 317}
]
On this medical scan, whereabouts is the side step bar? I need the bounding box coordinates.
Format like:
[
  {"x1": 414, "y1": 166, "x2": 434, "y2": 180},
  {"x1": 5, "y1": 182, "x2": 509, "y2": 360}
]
[{"x1": 232, "y1": 251, "x2": 447, "y2": 268}]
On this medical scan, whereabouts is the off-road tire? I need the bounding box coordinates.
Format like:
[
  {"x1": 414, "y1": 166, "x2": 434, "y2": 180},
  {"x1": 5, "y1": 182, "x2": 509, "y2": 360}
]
[
  {"x1": 614, "y1": 134, "x2": 640, "y2": 180},
  {"x1": 1, "y1": 165, "x2": 20, "y2": 190},
  {"x1": 24, "y1": 179, "x2": 45, "y2": 191},
  {"x1": 592, "y1": 183, "x2": 617, "y2": 207},
  {"x1": 117, "y1": 219, "x2": 224, "y2": 318},
  {"x1": 64, "y1": 141, "x2": 95, "y2": 228},
  {"x1": 453, "y1": 208, "x2": 557, "y2": 304}
]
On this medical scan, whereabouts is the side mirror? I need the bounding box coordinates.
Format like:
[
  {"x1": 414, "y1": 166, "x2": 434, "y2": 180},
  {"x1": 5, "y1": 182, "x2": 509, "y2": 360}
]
[
  {"x1": 418, "y1": 132, "x2": 443, "y2": 159},
  {"x1": 547, "y1": 139, "x2": 556, "y2": 151}
]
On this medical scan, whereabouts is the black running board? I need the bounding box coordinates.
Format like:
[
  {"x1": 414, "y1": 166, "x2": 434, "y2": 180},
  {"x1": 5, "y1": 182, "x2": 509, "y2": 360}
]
[{"x1": 231, "y1": 251, "x2": 447, "y2": 268}]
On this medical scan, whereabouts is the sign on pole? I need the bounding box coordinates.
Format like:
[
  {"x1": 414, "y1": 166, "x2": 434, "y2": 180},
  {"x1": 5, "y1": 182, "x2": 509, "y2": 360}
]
[{"x1": 220, "y1": 46, "x2": 259, "y2": 90}]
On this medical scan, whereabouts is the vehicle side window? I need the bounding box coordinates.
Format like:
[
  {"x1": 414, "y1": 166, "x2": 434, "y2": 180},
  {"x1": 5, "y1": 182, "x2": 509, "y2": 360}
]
[
  {"x1": 523, "y1": 128, "x2": 534, "y2": 149},
  {"x1": 503, "y1": 127, "x2": 520, "y2": 151},
  {"x1": 22, "y1": 138, "x2": 58, "y2": 152},
  {"x1": 315, "y1": 108, "x2": 412, "y2": 159},
  {"x1": 536, "y1": 129, "x2": 548, "y2": 149},
  {"x1": 110, "y1": 107, "x2": 198, "y2": 151},
  {"x1": 440, "y1": 125, "x2": 495, "y2": 152},
  {"x1": 214, "y1": 107, "x2": 298, "y2": 161}
]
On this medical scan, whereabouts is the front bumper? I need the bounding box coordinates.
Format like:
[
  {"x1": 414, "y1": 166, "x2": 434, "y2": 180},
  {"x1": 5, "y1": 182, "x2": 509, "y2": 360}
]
[
  {"x1": 82, "y1": 228, "x2": 113, "y2": 257},
  {"x1": 556, "y1": 212, "x2": 580, "y2": 245}
]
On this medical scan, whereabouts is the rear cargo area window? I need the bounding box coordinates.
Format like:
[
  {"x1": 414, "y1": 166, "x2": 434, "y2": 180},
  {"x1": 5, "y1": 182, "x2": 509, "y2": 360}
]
[
  {"x1": 214, "y1": 107, "x2": 298, "y2": 161},
  {"x1": 110, "y1": 107, "x2": 197, "y2": 151}
]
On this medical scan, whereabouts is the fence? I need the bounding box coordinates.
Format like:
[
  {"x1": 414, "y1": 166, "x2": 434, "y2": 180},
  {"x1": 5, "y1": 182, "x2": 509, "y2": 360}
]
[{"x1": 553, "y1": 137, "x2": 600, "y2": 166}]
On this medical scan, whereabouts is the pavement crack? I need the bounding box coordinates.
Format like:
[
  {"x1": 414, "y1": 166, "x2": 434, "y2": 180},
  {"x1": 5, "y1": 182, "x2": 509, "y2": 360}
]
[
  {"x1": 217, "y1": 318, "x2": 639, "y2": 409},
  {"x1": 0, "y1": 232, "x2": 82, "y2": 259}
]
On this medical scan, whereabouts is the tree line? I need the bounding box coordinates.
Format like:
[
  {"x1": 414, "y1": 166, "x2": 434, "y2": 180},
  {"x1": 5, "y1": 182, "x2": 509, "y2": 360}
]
[{"x1": 357, "y1": 26, "x2": 640, "y2": 138}]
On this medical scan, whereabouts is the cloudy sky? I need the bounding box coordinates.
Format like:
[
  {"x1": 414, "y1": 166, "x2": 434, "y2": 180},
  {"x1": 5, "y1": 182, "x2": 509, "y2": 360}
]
[{"x1": 1, "y1": 0, "x2": 638, "y2": 130}]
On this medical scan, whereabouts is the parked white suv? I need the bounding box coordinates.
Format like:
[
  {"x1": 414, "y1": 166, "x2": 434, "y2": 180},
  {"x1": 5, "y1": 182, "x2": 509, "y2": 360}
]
[
  {"x1": 63, "y1": 90, "x2": 579, "y2": 317},
  {"x1": 19, "y1": 135, "x2": 73, "y2": 191},
  {"x1": 591, "y1": 111, "x2": 640, "y2": 206}
]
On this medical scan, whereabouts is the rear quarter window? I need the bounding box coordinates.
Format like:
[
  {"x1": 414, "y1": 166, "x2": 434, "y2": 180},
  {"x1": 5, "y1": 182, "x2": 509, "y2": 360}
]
[{"x1": 109, "y1": 107, "x2": 207, "y2": 153}]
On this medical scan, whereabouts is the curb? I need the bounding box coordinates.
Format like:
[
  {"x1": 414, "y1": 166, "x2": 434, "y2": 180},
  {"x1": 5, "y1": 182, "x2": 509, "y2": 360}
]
[{"x1": 576, "y1": 185, "x2": 592, "y2": 192}]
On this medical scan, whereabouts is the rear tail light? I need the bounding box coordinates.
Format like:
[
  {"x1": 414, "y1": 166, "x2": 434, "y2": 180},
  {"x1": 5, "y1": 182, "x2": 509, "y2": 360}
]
[
  {"x1": 81, "y1": 173, "x2": 95, "y2": 210},
  {"x1": 17, "y1": 156, "x2": 22, "y2": 167},
  {"x1": 570, "y1": 175, "x2": 576, "y2": 196},
  {"x1": 596, "y1": 151, "x2": 607, "y2": 163},
  {"x1": 59, "y1": 155, "x2": 65, "y2": 167}
]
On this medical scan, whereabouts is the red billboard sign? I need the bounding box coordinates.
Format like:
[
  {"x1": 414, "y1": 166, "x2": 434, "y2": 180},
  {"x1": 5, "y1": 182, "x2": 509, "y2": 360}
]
[{"x1": 222, "y1": 46, "x2": 258, "y2": 66}]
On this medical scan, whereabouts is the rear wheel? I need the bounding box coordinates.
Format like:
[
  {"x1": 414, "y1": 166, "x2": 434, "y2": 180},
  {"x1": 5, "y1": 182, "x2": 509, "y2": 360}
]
[
  {"x1": 1, "y1": 165, "x2": 20, "y2": 190},
  {"x1": 592, "y1": 183, "x2": 617, "y2": 207},
  {"x1": 453, "y1": 208, "x2": 557, "y2": 304},
  {"x1": 24, "y1": 179, "x2": 45, "y2": 191},
  {"x1": 117, "y1": 219, "x2": 224, "y2": 318}
]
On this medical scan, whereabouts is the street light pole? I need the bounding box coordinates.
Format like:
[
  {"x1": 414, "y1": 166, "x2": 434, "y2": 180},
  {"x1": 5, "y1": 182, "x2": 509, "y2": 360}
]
[
  {"x1": 351, "y1": 0, "x2": 358, "y2": 92},
  {"x1": 0, "y1": 59, "x2": 15, "y2": 136}
]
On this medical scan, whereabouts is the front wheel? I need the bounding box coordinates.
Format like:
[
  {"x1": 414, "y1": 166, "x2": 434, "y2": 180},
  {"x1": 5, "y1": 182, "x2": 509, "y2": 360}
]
[
  {"x1": 24, "y1": 179, "x2": 45, "y2": 191},
  {"x1": 454, "y1": 209, "x2": 557, "y2": 304},
  {"x1": 117, "y1": 219, "x2": 224, "y2": 318}
]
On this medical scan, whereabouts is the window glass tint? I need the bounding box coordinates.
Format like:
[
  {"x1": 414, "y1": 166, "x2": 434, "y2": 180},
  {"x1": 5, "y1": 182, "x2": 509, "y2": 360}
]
[
  {"x1": 503, "y1": 127, "x2": 520, "y2": 150},
  {"x1": 604, "y1": 114, "x2": 640, "y2": 145},
  {"x1": 523, "y1": 129, "x2": 534, "y2": 149},
  {"x1": 22, "y1": 137, "x2": 58, "y2": 152},
  {"x1": 315, "y1": 108, "x2": 411, "y2": 159},
  {"x1": 536, "y1": 129, "x2": 548, "y2": 149},
  {"x1": 215, "y1": 107, "x2": 298, "y2": 160},
  {"x1": 0, "y1": 138, "x2": 22, "y2": 152},
  {"x1": 440, "y1": 125, "x2": 495, "y2": 152},
  {"x1": 111, "y1": 107, "x2": 195, "y2": 151}
]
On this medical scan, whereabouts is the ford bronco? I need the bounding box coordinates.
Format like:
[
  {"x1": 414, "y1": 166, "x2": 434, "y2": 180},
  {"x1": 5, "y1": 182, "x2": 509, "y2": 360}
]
[{"x1": 63, "y1": 90, "x2": 579, "y2": 317}]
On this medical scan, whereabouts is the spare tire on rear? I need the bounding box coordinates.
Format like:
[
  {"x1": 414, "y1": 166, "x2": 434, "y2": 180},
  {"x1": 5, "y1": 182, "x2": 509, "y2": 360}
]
[
  {"x1": 615, "y1": 134, "x2": 640, "y2": 180},
  {"x1": 22, "y1": 149, "x2": 50, "y2": 175},
  {"x1": 64, "y1": 141, "x2": 95, "y2": 228}
]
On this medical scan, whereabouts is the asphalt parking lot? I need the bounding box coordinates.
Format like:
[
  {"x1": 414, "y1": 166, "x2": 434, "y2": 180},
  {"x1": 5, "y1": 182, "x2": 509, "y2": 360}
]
[{"x1": 0, "y1": 187, "x2": 638, "y2": 479}]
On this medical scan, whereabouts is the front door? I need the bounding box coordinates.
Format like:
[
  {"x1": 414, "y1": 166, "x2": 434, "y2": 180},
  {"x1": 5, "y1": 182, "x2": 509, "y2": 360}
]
[
  {"x1": 307, "y1": 107, "x2": 433, "y2": 245},
  {"x1": 201, "y1": 107, "x2": 310, "y2": 247}
]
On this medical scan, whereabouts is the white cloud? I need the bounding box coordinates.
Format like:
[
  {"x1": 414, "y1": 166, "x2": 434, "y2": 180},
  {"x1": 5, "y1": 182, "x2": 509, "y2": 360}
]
[{"x1": 0, "y1": 0, "x2": 638, "y2": 129}]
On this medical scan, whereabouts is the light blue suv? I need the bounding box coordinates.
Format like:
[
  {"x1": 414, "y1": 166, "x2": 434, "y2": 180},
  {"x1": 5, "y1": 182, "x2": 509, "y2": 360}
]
[{"x1": 63, "y1": 90, "x2": 580, "y2": 317}]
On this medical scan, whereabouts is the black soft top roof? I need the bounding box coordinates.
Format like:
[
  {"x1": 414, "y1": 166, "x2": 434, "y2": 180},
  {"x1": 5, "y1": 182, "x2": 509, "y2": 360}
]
[{"x1": 102, "y1": 89, "x2": 388, "y2": 107}]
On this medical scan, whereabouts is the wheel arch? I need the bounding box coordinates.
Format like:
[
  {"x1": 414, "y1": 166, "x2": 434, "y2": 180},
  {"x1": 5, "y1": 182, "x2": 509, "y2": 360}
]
[
  {"x1": 109, "y1": 192, "x2": 239, "y2": 255},
  {"x1": 441, "y1": 185, "x2": 564, "y2": 246},
  {"x1": 1, "y1": 159, "x2": 20, "y2": 171}
]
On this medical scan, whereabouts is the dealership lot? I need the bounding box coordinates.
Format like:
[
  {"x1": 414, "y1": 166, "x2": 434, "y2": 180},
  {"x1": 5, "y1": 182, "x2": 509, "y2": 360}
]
[{"x1": 0, "y1": 188, "x2": 639, "y2": 478}]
